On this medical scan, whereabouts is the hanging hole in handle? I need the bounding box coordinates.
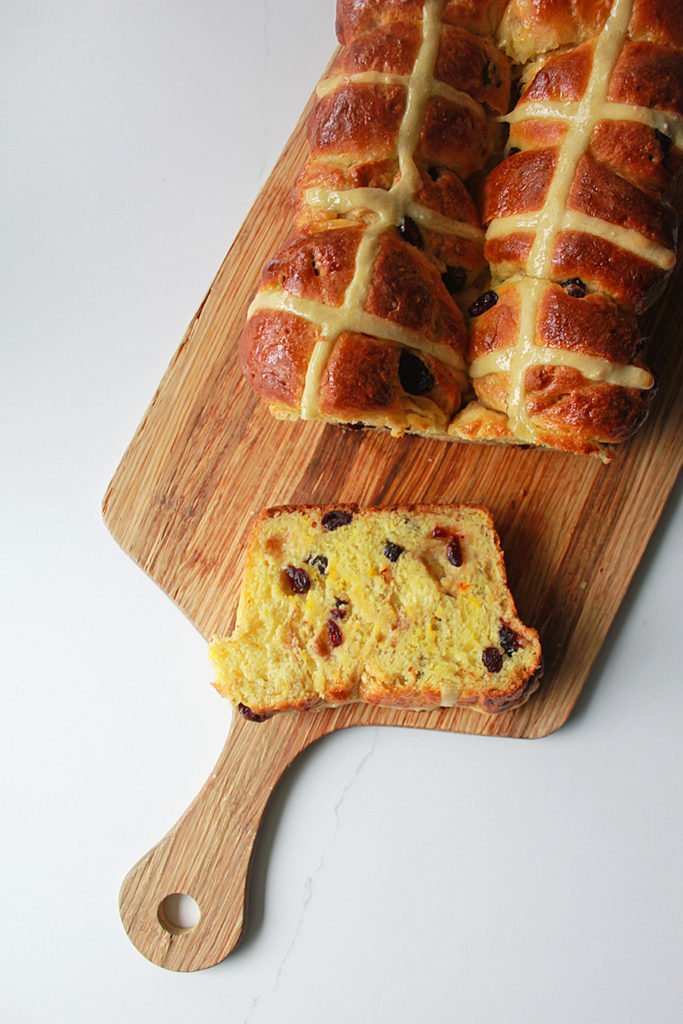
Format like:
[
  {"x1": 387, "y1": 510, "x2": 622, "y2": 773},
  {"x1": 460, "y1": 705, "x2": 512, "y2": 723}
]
[{"x1": 157, "y1": 893, "x2": 201, "y2": 935}]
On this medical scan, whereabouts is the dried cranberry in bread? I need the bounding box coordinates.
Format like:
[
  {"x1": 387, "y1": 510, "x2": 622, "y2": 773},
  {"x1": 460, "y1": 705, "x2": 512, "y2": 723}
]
[{"x1": 209, "y1": 505, "x2": 542, "y2": 717}]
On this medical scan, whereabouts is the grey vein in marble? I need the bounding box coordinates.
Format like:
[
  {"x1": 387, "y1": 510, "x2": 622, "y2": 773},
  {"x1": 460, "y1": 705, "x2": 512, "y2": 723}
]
[{"x1": 243, "y1": 728, "x2": 379, "y2": 1023}]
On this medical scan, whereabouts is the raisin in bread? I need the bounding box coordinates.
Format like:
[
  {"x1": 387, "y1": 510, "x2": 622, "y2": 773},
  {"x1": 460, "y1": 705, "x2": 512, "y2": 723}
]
[
  {"x1": 237, "y1": 0, "x2": 682, "y2": 458},
  {"x1": 209, "y1": 505, "x2": 542, "y2": 718}
]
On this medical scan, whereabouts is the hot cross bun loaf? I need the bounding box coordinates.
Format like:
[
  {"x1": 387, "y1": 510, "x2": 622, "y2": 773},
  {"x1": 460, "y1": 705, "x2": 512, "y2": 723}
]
[
  {"x1": 241, "y1": 0, "x2": 510, "y2": 438},
  {"x1": 238, "y1": 0, "x2": 682, "y2": 457},
  {"x1": 209, "y1": 505, "x2": 542, "y2": 717},
  {"x1": 470, "y1": 0, "x2": 681, "y2": 452}
]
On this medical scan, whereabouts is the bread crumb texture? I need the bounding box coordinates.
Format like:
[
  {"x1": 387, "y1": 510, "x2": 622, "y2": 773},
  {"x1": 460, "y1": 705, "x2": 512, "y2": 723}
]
[{"x1": 209, "y1": 505, "x2": 542, "y2": 718}]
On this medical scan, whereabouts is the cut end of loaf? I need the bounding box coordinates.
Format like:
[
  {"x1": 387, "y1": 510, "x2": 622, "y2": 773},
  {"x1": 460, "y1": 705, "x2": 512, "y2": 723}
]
[{"x1": 209, "y1": 504, "x2": 542, "y2": 718}]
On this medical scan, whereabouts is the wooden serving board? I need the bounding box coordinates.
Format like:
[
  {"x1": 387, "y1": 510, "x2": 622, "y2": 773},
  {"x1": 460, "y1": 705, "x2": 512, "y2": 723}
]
[{"x1": 104, "y1": 82, "x2": 682, "y2": 970}]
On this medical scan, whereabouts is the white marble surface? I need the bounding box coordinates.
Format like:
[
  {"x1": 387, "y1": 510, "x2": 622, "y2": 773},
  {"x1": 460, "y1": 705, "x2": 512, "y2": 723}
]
[{"x1": 3, "y1": 2, "x2": 682, "y2": 1021}]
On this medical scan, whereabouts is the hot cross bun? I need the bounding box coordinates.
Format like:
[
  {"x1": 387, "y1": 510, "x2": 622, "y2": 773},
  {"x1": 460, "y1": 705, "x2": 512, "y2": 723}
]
[{"x1": 237, "y1": 0, "x2": 682, "y2": 457}]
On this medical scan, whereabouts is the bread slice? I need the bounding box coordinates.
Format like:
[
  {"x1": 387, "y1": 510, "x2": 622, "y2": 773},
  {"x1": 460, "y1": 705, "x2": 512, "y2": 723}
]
[{"x1": 209, "y1": 505, "x2": 542, "y2": 718}]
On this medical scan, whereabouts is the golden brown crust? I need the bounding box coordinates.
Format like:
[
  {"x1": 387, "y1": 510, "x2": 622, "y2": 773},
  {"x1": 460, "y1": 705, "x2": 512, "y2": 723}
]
[
  {"x1": 246, "y1": 222, "x2": 468, "y2": 424},
  {"x1": 237, "y1": 0, "x2": 681, "y2": 457},
  {"x1": 485, "y1": 231, "x2": 534, "y2": 272},
  {"x1": 435, "y1": 25, "x2": 510, "y2": 114},
  {"x1": 294, "y1": 162, "x2": 486, "y2": 288},
  {"x1": 470, "y1": 368, "x2": 651, "y2": 453},
  {"x1": 318, "y1": 333, "x2": 400, "y2": 414},
  {"x1": 318, "y1": 333, "x2": 464, "y2": 419},
  {"x1": 568, "y1": 156, "x2": 677, "y2": 251},
  {"x1": 258, "y1": 223, "x2": 469, "y2": 348},
  {"x1": 507, "y1": 117, "x2": 568, "y2": 151},
  {"x1": 484, "y1": 143, "x2": 677, "y2": 311},
  {"x1": 239, "y1": 311, "x2": 319, "y2": 409},
  {"x1": 483, "y1": 149, "x2": 557, "y2": 220},
  {"x1": 329, "y1": 18, "x2": 510, "y2": 112},
  {"x1": 474, "y1": 0, "x2": 681, "y2": 457},
  {"x1": 497, "y1": 0, "x2": 683, "y2": 61},
  {"x1": 524, "y1": 368, "x2": 651, "y2": 449},
  {"x1": 468, "y1": 280, "x2": 650, "y2": 361},
  {"x1": 418, "y1": 96, "x2": 498, "y2": 178},
  {"x1": 550, "y1": 232, "x2": 672, "y2": 314},
  {"x1": 331, "y1": 18, "x2": 421, "y2": 77},
  {"x1": 524, "y1": 43, "x2": 594, "y2": 103},
  {"x1": 628, "y1": 0, "x2": 683, "y2": 49},
  {"x1": 537, "y1": 286, "x2": 646, "y2": 363},
  {"x1": 336, "y1": 0, "x2": 509, "y2": 45},
  {"x1": 308, "y1": 83, "x2": 407, "y2": 161},
  {"x1": 241, "y1": 1, "x2": 510, "y2": 435},
  {"x1": 364, "y1": 231, "x2": 467, "y2": 345},
  {"x1": 468, "y1": 280, "x2": 653, "y2": 453},
  {"x1": 336, "y1": 0, "x2": 426, "y2": 43},
  {"x1": 293, "y1": 158, "x2": 396, "y2": 227},
  {"x1": 609, "y1": 43, "x2": 683, "y2": 111},
  {"x1": 467, "y1": 282, "x2": 519, "y2": 359},
  {"x1": 260, "y1": 225, "x2": 361, "y2": 307},
  {"x1": 589, "y1": 121, "x2": 673, "y2": 196}
]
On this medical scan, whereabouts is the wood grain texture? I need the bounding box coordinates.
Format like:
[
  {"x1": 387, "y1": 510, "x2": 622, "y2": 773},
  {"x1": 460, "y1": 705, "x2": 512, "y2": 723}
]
[{"x1": 106, "y1": 76, "x2": 682, "y2": 969}]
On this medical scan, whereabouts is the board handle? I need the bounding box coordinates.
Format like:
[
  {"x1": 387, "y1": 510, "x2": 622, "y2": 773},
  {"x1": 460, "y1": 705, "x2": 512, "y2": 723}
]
[{"x1": 118, "y1": 709, "x2": 334, "y2": 971}]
